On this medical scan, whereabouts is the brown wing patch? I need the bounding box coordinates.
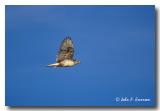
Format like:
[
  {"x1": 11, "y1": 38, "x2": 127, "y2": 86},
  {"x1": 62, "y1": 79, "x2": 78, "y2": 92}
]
[{"x1": 56, "y1": 37, "x2": 74, "y2": 62}]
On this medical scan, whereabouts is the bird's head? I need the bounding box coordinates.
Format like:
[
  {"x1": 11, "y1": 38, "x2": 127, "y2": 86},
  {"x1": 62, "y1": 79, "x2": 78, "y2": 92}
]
[{"x1": 74, "y1": 60, "x2": 80, "y2": 65}]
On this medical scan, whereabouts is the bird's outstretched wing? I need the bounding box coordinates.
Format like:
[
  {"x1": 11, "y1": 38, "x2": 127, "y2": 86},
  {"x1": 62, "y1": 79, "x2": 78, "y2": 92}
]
[{"x1": 56, "y1": 37, "x2": 74, "y2": 62}]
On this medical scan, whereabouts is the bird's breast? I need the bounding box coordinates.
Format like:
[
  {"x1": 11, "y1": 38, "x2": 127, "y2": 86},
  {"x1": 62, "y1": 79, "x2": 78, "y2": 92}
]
[{"x1": 60, "y1": 60, "x2": 74, "y2": 66}]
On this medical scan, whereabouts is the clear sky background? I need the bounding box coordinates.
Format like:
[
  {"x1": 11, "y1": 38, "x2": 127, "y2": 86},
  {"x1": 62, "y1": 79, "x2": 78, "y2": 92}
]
[{"x1": 6, "y1": 5, "x2": 155, "y2": 106}]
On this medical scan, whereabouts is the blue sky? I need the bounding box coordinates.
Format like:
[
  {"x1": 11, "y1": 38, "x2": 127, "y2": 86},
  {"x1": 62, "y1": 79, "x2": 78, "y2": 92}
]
[{"x1": 6, "y1": 5, "x2": 155, "y2": 106}]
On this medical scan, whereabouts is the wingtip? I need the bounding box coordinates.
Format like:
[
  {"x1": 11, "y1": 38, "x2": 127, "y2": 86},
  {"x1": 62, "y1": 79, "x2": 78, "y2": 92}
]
[
  {"x1": 66, "y1": 36, "x2": 72, "y2": 40},
  {"x1": 45, "y1": 65, "x2": 51, "y2": 67}
]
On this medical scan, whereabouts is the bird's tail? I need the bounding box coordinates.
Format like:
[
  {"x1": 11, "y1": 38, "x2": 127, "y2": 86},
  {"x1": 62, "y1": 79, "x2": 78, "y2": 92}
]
[{"x1": 46, "y1": 63, "x2": 59, "y2": 67}]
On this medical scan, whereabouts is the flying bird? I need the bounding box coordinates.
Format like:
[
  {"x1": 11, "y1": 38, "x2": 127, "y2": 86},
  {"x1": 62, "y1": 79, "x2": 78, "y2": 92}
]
[{"x1": 47, "y1": 36, "x2": 80, "y2": 67}]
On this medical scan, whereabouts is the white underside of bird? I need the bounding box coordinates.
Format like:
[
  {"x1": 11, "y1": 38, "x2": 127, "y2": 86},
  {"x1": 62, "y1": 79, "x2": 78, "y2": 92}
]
[{"x1": 47, "y1": 59, "x2": 75, "y2": 67}]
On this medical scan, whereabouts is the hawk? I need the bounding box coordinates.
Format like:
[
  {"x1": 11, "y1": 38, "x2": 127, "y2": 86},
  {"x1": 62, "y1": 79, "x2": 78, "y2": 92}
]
[{"x1": 47, "y1": 36, "x2": 80, "y2": 67}]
